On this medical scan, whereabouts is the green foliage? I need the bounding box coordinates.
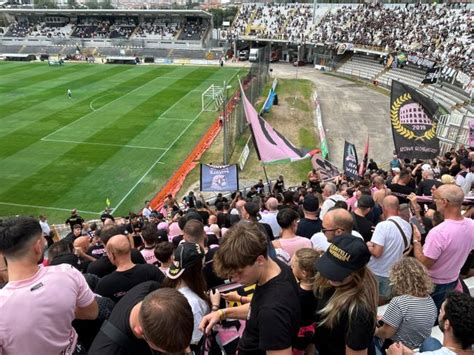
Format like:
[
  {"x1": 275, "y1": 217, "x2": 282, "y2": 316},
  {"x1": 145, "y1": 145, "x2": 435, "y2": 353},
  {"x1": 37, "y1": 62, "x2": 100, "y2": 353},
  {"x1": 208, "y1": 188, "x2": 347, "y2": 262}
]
[{"x1": 34, "y1": 0, "x2": 57, "y2": 8}]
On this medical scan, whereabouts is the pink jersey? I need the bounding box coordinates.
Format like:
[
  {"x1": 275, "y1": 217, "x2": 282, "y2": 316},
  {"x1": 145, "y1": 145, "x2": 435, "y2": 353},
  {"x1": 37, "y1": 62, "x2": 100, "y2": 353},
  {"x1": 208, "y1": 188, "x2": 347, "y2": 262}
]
[
  {"x1": 140, "y1": 247, "x2": 158, "y2": 265},
  {"x1": 275, "y1": 236, "x2": 312, "y2": 258},
  {"x1": 0, "y1": 264, "x2": 95, "y2": 355},
  {"x1": 423, "y1": 218, "x2": 474, "y2": 284}
]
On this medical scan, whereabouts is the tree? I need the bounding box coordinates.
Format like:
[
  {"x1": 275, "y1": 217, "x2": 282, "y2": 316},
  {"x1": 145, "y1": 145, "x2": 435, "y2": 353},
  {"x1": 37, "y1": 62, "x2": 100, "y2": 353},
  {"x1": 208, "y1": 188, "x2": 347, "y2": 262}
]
[{"x1": 34, "y1": 0, "x2": 57, "y2": 8}]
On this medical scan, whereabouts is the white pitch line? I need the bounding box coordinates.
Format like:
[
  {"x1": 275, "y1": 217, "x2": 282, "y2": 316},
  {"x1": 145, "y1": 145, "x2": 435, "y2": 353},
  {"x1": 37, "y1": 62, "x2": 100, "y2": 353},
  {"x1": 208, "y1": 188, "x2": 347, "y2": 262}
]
[
  {"x1": 42, "y1": 72, "x2": 170, "y2": 141},
  {"x1": 0, "y1": 201, "x2": 99, "y2": 214},
  {"x1": 112, "y1": 70, "x2": 241, "y2": 213},
  {"x1": 41, "y1": 138, "x2": 168, "y2": 150},
  {"x1": 157, "y1": 117, "x2": 195, "y2": 121},
  {"x1": 111, "y1": 109, "x2": 204, "y2": 214}
]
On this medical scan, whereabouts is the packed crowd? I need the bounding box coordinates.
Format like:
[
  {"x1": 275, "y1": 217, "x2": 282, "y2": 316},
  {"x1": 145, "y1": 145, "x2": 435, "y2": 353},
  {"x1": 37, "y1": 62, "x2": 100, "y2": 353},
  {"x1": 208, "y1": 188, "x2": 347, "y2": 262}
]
[
  {"x1": 135, "y1": 19, "x2": 180, "y2": 39},
  {"x1": 0, "y1": 143, "x2": 473, "y2": 354},
  {"x1": 2, "y1": 18, "x2": 209, "y2": 41},
  {"x1": 231, "y1": 3, "x2": 473, "y2": 75}
]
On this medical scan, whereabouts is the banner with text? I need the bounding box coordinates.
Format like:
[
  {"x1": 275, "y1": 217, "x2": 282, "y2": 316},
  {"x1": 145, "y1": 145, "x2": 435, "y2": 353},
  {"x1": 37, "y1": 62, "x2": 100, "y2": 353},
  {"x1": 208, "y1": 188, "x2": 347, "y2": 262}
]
[
  {"x1": 390, "y1": 80, "x2": 440, "y2": 160},
  {"x1": 200, "y1": 164, "x2": 239, "y2": 192},
  {"x1": 343, "y1": 141, "x2": 359, "y2": 180}
]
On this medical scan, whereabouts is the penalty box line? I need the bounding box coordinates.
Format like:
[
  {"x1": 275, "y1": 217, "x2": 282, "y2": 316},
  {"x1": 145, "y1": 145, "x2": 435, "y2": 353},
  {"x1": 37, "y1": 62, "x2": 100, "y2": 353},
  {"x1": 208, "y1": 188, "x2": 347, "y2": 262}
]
[{"x1": 0, "y1": 201, "x2": 100, "y2": 215}]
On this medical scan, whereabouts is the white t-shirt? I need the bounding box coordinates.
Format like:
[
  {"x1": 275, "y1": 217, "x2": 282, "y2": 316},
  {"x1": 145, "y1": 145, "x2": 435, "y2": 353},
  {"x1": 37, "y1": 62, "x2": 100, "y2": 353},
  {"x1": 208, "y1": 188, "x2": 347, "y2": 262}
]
[
  {"x1": 142, "y1": 207, "x2": 152, "y2": 219},
  {"x1": 320, "y1": 194, "x2": 346, "y2": 219},
  {"x1": 39, "y1": 220, "x2": 50, "y2": 236},
  {"x1": 260, "y1": 211, "x2": 281, "y2": 238},
  {"x1": 178, "y1": 286, "x2": 210, "y2": 345},
  {"x1": 368, "y1": 216, "x2": 412, "y2": 278},
  {"x1": 416, "y1": 348, "x2": 455, "y2": 355},
  {"x1": 311, "y1": 231, "x2": 364, "y2": 251},
  {"x1": 0, "y1": 264, "x2": 95, "y2": 355}
]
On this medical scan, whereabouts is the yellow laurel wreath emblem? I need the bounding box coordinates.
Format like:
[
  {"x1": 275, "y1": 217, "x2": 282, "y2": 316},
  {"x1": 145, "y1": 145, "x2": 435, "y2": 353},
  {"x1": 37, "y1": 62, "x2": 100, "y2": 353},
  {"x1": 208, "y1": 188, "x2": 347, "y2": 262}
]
[{"x1": 390, "y1": 93, "x2": 437, "y2": 141}]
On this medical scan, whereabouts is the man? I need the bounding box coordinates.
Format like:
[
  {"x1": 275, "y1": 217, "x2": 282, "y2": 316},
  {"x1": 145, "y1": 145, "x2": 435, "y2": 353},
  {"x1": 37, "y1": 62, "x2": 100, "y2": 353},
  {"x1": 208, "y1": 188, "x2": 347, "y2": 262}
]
[
  {"x1": 87, "y1": 226, "x2": 146, "y2": 278},
  {"x1": 142, "y1": 200, "x2": 152, "y2": 220},
  {"x1": 38, "y1": 215, "x2": 51, "y2": 238},
  {"x1": 94, "y1": 234, "x2": 164, "y2": 303},
  {"x1": 455, "y1": 159, "x2": 473, "y2": 196},
  {"x1": 247, "y1": 186, "x2": 258, "y2": 199},
  {"x1": 296, "y1": 194, "x2": 322, "y2": 239},
  {"x1": 260, "y1": 197, "x2": 281, "y2": 239},
  {"x1": 200, "y1": 221, "x2": 301, "y2": 355},
  {"x1": 89, "y1": 282, "x2": 194, "y2": 354},
  {"x1": 387, "y1": 292, "x2": 474, "y2": 355},
  {"x1": 67, "y1": 88, "x2": 72, "y2": 99},
  {"x1": 311, "y1": 208, "x2": 363, "y2": 251},
  {"x1": 65, "y1": 208, "x2": 84, "y2": 231},
  {"x1": 352, "y1": 195, "x2": 375, "y2": 242},
  {"x1": 319, "y1": 182, "x2": 346, "y2": 219},
  {"x1": 413, "y1": 184, "x2": 474, "y2": 311},
  {"x1": 367, "y1": 195, "x2": 412, "y2": 304},
  {"x1": 0, "y1": 216, "x2": 98, "y2": 354},
  {"x1": 417, "y1": 167, "x2": 442, "y2": 197},
  {"x1": 367, "y1": 159, "x2": 379, "y2": 171},
  {"x1": 254, "y1": 179, "x2": 265, "y2": 195},
  {"x1": 390, "y1": 154, "x2": 403, "y2": 170},
  {"x1": 389, "y1": 169, "x2": 415, "y2": 204},
  {"x1": 63, "y1": 223, "x2": 83, "y2": 246}
]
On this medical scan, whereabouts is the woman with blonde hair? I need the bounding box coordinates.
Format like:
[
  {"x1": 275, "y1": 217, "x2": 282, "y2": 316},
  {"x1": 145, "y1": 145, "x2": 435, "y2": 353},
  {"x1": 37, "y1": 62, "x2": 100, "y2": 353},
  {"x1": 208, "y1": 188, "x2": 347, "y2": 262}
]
[
  {"x1": 375, "y1": 257, "x2": 437, "y2": 353},
  {"x1": 313, "y1": 235, "x2": 378, "y2": 355}
]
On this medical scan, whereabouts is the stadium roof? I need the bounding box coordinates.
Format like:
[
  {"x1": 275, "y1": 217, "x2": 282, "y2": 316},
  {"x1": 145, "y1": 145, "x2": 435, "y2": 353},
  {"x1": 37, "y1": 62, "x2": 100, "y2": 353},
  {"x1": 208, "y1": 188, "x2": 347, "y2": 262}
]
[{"x1": 0, "y1": 8, "x2": 212, "y2": 18}]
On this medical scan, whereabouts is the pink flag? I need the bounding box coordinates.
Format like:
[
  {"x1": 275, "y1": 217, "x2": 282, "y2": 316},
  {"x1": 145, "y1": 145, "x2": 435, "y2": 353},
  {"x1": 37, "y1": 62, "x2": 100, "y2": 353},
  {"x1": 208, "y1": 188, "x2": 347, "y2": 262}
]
[{"x1": 240, "y1": 80, "x2": 315, "y2": 164}]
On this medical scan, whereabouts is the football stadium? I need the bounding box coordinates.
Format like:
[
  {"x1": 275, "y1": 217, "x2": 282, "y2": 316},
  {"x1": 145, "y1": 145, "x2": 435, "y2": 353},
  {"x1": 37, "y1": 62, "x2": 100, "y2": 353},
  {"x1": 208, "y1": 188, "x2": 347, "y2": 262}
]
[{"x1": 0, "y1": 1, "x2": 473, "y2": 355}]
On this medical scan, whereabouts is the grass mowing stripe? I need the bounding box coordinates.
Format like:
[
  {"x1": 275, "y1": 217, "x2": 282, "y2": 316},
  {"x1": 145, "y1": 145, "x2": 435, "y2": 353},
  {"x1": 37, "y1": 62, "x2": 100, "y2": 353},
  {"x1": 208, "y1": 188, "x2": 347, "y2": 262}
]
[
  {"x1": 0, "y1": 62, "x2": 84, "y2": 87},
  {"x1": 0, "y1": 65, "x2": 122, "y2": 115},
  {"x1": 0, "y1": 67, "x2": 181, "y2": 206},
  {"x1": 0, "y1": 62, "x2": 49, "y2": 76},
  {"x1": 0, "y1": 66, "x2": 170, "y2": 160}
]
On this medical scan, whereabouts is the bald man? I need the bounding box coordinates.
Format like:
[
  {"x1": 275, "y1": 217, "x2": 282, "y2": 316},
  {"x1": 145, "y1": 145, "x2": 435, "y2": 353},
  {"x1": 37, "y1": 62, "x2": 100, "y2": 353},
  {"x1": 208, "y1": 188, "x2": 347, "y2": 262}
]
[
  {"x1": 311, "y1": 208, "x2": 364, "y2": 252},
  {"x1": 413, "y1": 184, "x2": 474, "y2": 311},
  {"x1": 260, "y1": 197, "x2": 281, "y2": 238},
  {"x1": 94, "y1": 235, "x2": 164, "y2": 303},
  {"x1": 367, "y1": 195, "x2": 412, "y2": 304}
]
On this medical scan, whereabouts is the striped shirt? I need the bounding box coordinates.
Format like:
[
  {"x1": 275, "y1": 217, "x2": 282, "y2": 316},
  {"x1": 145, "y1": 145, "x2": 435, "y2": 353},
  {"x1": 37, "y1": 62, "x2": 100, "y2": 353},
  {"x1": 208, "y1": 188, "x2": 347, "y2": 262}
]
[{"x1": 382, "y1": 295, "x2": 437, "y2": 349}]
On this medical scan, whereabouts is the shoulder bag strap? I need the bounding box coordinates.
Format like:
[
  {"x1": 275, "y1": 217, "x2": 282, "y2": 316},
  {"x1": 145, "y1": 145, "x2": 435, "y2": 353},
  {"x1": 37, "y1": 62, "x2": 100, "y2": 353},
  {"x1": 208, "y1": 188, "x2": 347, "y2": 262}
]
[
  {"x1": 387, "y1": 219, "x2": 409, "y2": 252},
  {"x1": 100, "y1": 320, "x2": 136, "y2": 352}
]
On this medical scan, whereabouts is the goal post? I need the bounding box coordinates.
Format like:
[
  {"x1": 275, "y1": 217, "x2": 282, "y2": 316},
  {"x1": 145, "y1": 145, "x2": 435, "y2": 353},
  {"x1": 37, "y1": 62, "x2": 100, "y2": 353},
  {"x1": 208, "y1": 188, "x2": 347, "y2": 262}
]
[{"x1": 202, "y1": 84, "x2": 224, "y2": 112}]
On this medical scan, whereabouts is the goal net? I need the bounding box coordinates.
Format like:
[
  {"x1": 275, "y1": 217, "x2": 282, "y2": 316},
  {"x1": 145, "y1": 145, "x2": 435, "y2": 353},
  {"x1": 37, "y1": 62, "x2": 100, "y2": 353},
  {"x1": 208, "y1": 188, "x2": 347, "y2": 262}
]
[{"x1": 202, "y1": 84, "x2": 224, "y2": 112}]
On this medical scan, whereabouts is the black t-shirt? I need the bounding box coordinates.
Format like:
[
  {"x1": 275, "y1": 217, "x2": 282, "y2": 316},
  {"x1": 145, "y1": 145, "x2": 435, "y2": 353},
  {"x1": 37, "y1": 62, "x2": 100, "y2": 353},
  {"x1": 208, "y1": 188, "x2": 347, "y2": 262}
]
[
  {"x1": 273, "y1": 179, "x2": 284, "y2": 194},
  {"x1": 95, "y1": 264, "x2": 165, "y2": 303},
  {"x1": 203, "y1": 247, "x2": 225, "y2": 289},
  {"x1": 88, "y1": 243, "x2": 106, "y2": 259},
  {"x1": 298, "y1": 286, "x2": 316, "y2": 326},
  {"x1": 314, "y1": 288, "x2": 376, "y2": 355},
  {"x1": 65, "y1": 214, "x2": 84, "y2": 230},
  {"x1": 238, "y1": 261, "x2": 301, "y2": 354},
  {"x1": 87, "y1": 249, "x2": 146, "y2": 278},
  {"x1": 389, "y1": 184, "x2": 415, "y2": 204},
  {"x1": 417, "y1": 179, "x2": 442, "y2": 196},
  {"x1": 352, "y1": 213, "x2": 374, "y2": 243},
  {"x1": 89, "y1": 281, "x2": 161, "y2": 355},
  {"x1": 296, "y1": 218, "x2": 322, "y2": 239}
]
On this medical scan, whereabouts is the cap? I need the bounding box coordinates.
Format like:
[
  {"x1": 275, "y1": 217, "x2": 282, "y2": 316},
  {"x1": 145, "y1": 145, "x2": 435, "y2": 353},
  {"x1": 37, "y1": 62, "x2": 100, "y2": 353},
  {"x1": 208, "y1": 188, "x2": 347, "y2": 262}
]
[
  {"x1": 357, "y1": 195, "x2": 375, "y2": 209},
  {"x1": 303, "y1": 195, "x2": 319, "y2": 212},
  {"x1": 167, "y1": 242, "x2": 204, "y2": 279},
  {"x1": 315, "y1": 235, "x2": 371, "y2": 282}
]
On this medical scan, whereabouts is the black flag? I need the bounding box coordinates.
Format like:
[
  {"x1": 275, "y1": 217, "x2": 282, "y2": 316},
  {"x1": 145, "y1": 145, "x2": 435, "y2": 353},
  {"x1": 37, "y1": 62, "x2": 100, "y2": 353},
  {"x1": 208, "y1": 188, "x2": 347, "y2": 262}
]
[
  {"x1": 390, "y1": 81, "x2": 440, "y2": 160},
  {"x1": 343, "y1": 141, "x2": 359, "y2": 180},
  {"x1": 422, "y1": 67, "x2": 441, "y2": 84}
]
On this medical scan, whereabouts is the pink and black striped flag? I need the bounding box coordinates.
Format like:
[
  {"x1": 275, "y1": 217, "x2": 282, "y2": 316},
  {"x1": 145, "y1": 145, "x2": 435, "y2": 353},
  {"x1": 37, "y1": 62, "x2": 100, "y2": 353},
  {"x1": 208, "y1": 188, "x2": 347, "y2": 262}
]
[{"x1": 240, "y1": 80, "x2": 318, "y2": 164}]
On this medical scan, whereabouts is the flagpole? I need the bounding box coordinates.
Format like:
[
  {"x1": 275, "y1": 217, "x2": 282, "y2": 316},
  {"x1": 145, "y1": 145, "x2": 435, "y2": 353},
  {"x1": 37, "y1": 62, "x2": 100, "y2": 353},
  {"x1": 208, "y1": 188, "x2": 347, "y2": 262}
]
[{"x1": 261, "y1": 163, "x2": 272, "y2": 194}]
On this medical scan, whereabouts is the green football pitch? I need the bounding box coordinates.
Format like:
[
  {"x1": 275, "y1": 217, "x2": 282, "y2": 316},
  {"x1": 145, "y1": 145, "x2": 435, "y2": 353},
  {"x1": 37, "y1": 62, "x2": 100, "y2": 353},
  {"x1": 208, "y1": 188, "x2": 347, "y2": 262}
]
[{"x1": 0, "y1": 61, "x2": 245, "y2": 223}]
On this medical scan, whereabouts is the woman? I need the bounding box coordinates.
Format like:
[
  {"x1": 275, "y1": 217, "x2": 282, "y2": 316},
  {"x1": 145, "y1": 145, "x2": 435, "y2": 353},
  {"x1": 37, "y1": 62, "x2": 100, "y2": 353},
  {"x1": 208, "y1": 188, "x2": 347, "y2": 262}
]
[
  {"x1": 374, "y1": 257, "x2": 437, "y2": 353},
  {"x1": 272, "y1": 208, "x2": 311, "y2": 258},
  {"x1": 313, "y1": 235, "x2": 378, "y2": 355},
  {"x1": 163, "y1": 242, "x2": 210, "y2": 349}
]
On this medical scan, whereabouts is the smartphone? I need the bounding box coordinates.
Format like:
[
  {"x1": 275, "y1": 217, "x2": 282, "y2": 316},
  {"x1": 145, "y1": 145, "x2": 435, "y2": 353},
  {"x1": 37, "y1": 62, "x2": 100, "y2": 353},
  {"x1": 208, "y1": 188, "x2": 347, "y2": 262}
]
[{"x1": 410, "y1": 216, "x2": 426, "y2": 235}]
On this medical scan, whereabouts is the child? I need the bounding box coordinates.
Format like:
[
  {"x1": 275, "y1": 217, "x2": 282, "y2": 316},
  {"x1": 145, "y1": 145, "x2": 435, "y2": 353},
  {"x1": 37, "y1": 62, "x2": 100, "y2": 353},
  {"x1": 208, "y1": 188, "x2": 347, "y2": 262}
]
[
  {"x1": 291, "y1": 248, "x2": 320, "y2": 355},
  {"x1": 154, "y1": 241, "x2": 174, "y2": 274}
]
